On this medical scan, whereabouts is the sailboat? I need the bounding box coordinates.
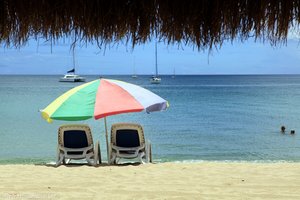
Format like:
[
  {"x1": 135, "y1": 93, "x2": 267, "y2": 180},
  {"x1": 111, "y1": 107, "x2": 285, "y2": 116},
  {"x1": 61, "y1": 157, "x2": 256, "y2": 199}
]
[
  {"x1": 59, "y1": 49, "x2": 85, "y2": 82},
  {"x1": 132, "y1": 56, "x2": 138, "y2": 78},
  {"x1": 150, "y1": 42, "x2": 161, "y2": 84},
  {"x1": 172, "y1": 68, "x2": 175, "y2": 78}
]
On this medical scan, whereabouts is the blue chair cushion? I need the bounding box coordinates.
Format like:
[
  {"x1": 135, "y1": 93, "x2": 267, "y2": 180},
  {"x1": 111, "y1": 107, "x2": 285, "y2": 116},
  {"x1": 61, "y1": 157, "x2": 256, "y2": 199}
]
[
  {"x1": 116, "y1": 129, "x2": 140, "y2": 148},
  {"x1": 63, "y1": 130, "x2": 89, "y2": 155}
]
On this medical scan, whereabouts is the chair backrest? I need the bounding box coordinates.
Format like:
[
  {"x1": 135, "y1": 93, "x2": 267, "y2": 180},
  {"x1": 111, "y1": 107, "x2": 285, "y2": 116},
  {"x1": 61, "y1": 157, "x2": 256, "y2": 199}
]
[
  {"x1": 58, "y1": 124, "x2": 93, "y2": 148},
  {"x1": 111, "y1": 123, "x2": 145, "y2": 148}
]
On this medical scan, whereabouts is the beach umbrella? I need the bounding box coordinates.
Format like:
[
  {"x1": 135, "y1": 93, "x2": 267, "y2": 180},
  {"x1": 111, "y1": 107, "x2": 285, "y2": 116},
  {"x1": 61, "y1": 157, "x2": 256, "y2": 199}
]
[{"x1": 41, "y1": 78, "x2": 169, "y2": 162}]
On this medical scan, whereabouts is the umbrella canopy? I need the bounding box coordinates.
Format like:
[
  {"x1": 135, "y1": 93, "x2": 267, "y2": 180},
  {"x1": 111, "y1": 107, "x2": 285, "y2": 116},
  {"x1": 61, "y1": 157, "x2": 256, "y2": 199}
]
[
  {"x1": 41, "y1": 78, "x2": 169, "y2": 163},
  {"x1": 41, "y1": 78, "x2": 169, "y2": 123}
]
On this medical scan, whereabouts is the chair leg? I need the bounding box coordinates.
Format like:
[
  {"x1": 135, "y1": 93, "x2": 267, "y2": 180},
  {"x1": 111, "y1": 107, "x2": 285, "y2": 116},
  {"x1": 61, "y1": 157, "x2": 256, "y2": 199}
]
[
  {"x1": 93, "y1": 143, "x2": 99, "y2": 166},
  {"x1": 56, "y1": 154, "x2": 63, "y2": 167},
  {"x1": 64, "y1": 159, "x2": 71, "y2": 164},
  {"x1": 110, "y1": 153, "x2": 116, "y2": 165},
  {"x1": 139, "y1": 152, "x2": 146, "y2": 164},
  {"x1": 56, "y1": 146, "x2": 64, "y2": 167},
  {"x1": 140, "y1": 157, "x2": 145, "y2": 164},
  {"x1": 57, "y1": 153, "x2": 66, "y2": 166}
]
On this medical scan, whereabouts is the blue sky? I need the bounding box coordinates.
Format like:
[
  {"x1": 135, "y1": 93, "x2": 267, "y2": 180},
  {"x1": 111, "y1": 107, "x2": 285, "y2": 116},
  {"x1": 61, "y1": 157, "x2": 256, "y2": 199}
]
[{"x1": 0, "y1": 36, "x2": 300, "y2": 75}]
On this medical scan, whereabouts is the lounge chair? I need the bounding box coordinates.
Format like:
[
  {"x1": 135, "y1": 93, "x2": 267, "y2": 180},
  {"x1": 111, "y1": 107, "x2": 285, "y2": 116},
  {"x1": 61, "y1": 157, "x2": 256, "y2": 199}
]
[
  {"x1": 56, "y1": 124, "x2": 101, "y2": 166},
  {"x1": 109, "y1": 123, "x2": 152, "y2": 164}
]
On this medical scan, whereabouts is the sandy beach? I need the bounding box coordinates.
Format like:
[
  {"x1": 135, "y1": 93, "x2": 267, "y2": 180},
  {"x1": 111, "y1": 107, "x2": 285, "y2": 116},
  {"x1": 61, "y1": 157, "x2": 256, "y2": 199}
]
[{"x1": 0, "y1": 162, "x2": 300, "y2": 200}]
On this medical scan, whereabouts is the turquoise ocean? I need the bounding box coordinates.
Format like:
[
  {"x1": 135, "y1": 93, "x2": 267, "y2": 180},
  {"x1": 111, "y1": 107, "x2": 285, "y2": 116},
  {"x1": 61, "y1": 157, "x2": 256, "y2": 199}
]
[{"x1": 0, "y1": 75, "x2": 300, "y2": 164}]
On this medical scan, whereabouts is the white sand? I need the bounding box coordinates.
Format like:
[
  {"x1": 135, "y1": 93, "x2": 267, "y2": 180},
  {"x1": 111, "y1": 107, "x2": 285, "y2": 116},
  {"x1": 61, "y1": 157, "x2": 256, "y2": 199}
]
[{"x1": 0, "y1": 162, "x2": 300, "y2": 199}]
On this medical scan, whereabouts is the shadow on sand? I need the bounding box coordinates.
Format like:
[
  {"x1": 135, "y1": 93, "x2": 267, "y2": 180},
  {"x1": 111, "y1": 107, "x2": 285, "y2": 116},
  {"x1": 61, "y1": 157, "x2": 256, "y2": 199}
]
[{"x1": 34, "y1": 161, "x2": 153, "y2": 168}]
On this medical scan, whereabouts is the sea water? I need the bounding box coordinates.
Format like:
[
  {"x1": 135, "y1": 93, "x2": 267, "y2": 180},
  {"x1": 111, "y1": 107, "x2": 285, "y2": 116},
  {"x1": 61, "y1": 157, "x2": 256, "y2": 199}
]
[{"x1": 0, "y1": 75, "x2": 300, "y2": 164}]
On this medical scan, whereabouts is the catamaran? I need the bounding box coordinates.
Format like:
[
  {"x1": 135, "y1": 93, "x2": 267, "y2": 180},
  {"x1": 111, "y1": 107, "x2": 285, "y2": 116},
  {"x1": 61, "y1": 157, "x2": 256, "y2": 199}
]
[
  {"x1": 59, "y1": 50, "x2": 85, "y2": 82},
  {"x1": 59, "y1": 70, "x2": 86, "y2": 82}
]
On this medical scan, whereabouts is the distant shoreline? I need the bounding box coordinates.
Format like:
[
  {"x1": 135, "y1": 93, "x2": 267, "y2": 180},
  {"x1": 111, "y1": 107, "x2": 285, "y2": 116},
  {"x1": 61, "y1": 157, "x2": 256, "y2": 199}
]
[{"x1": 1, "y1": 74, "x2": 300, "y2": 76}]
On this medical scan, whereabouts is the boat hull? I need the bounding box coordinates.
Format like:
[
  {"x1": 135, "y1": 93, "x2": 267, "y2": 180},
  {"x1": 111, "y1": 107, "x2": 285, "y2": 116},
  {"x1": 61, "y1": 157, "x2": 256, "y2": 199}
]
[
  {"x1": 59, "y1": 78, "x2": 86, "y2": 82},
  {"x1": 59, "y1": 74, "x2": 86, "y2": 82},
  {"x1": 150, "y1": 77, "x2": 161, "y2": 84}
]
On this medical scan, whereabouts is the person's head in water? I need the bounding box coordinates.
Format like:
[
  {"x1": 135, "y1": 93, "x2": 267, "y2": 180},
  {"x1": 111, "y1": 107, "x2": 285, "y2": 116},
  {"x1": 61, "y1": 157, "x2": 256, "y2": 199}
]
[
  {"x1": 281, "y1": 126, "x2": 286, "y2": 133},
  {"x1": 291, "y1": 130, "x2": 295, "y2": 135}
]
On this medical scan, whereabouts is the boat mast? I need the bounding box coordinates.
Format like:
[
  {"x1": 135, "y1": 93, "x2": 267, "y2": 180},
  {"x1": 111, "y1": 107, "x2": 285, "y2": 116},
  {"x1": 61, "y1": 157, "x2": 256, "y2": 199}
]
[
  {"x1": 155, "y1": 42, "x2": 158, "y2": 77},
  {"x1": 72, "y1": 48, "x2": 76, "y2": 74},
  {"x1": 133, "y1": 56, "x2": 136, "y2": 76}
]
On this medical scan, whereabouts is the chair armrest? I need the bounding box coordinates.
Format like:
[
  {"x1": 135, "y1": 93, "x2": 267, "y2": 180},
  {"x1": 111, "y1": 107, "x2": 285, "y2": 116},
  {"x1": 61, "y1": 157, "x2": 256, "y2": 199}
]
[
  {"x1": 111, "y1": 144, "x2": 145, "y2": 152},
  {"x1": 58, "y1": 144, "x2": 94, "y2": 154}
]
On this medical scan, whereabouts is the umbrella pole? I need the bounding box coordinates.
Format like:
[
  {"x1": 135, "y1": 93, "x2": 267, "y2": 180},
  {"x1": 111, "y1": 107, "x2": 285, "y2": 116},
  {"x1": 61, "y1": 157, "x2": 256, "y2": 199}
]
[{"x1": 104, "y1": 117, "x2": 110, "y2": 164}]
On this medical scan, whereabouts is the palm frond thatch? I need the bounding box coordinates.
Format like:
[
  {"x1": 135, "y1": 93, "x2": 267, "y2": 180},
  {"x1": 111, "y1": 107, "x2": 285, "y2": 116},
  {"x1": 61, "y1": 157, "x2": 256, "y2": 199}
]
[{"x1": 0, "y1": 0, "x2": 299, "y2": 49}]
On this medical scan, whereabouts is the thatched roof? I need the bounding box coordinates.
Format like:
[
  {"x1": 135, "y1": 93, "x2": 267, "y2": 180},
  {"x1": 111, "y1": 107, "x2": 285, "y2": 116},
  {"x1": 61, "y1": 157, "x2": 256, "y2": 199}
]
[{"x1": 1, "y1": 0, "x2": 300, "y2": 50}]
